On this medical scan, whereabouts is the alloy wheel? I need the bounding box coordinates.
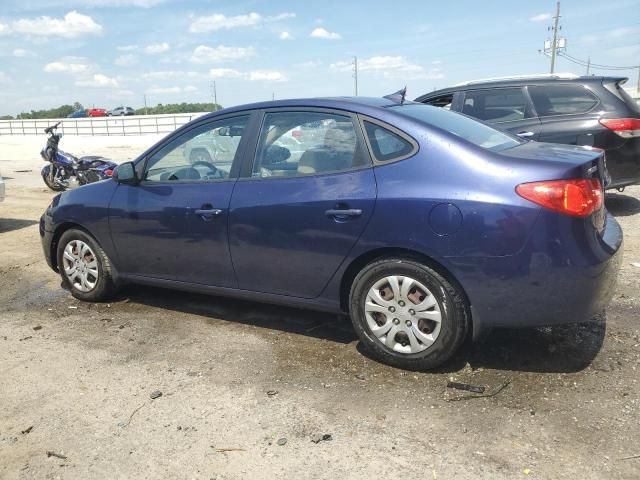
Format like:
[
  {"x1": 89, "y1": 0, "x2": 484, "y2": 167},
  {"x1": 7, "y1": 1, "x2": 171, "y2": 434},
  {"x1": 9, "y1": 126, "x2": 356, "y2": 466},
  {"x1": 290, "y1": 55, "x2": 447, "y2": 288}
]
[{"x1": 62, "y1": 240, "x2": 99, "y2": 292}]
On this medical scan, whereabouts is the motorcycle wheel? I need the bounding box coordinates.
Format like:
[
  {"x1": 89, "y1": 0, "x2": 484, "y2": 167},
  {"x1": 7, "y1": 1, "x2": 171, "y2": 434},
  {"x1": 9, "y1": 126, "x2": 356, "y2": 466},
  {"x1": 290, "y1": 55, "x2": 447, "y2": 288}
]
[{"x1": 42, "y1": 165, "x2": 66, "y2": 192}]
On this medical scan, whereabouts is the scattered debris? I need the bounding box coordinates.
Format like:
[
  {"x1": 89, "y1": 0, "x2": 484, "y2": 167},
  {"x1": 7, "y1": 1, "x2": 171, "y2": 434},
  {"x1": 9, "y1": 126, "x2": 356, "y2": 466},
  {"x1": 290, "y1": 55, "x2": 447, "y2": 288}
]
[
  {"x1": 14, "y1": 169, "x2": 33, "y2": 173},
  {"x1": 19, "y1": 336, "x2": 32, "y2": 341},
  {"x1": 118, "y1": 325, "x2": 125, "y2": 330},
  {"x1": 277, "y1": 438, "x2": 287, "y2": 446},
  {"x1": 68, "y1": 306, "x2": 78, "y2": 310},
  {"x1": 447, "y1": 381, "x2": 486, "y2": 394},
  {"x1": 120, "y1": 403, "x2": 146, "y2": 428},
  {"x1": 355, "y1": 373, "x2": 366, "y2": 380},
  {"x1": 215, "y1": 447, "x2": 246, "y2": 453},
  {"x1": 446, "y1": 380, "x2": 511, "y2": 402},
  {"x1": 46, "y1": 451, "x2": 67, "y2": 460},
  {"x1": 21, "y1": 426, "x2": 33, "y2": 435},
  {"x1": 620, "y1": 453, "x2": 640, "y2": 460},
  {"x1": 150, "y1": 390, "x2": 162, "y2": 400},
  {"x1": 311, "y1": 434, "x2": 333, "y2": 444},
  {"x1": 523, "y1": 468, "x2": 531, "y2": 475},
  {"x1": 32, "y1": 326, "x2": 43, "y2": 331},
  {"x1": 266, "y1": 390, "x2": 278, "y2": 397},
  {"x1": 631, "y1": 262, "x2": 640, "y2": 268}
]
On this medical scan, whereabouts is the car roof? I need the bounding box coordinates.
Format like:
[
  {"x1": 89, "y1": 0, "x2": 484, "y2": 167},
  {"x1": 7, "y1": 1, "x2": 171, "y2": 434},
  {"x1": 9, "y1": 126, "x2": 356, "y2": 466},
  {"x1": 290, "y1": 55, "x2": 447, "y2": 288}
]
[
  {"x1": 200, "y1": 96, "x2": 402, "y2": 119},
  {"x1": 415, "y1": 75, "x2": 628, "y2": 101}
]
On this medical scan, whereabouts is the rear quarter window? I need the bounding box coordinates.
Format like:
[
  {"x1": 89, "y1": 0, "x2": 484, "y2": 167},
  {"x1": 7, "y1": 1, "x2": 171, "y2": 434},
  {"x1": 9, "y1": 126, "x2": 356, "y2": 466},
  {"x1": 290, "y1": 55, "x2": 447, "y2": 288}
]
[
  {"x1": 363, "y1": 120, "x2": 416, "y2": 162},
  {"x1": 528, "y1": 84, "x2": 599, "y2": 116}
]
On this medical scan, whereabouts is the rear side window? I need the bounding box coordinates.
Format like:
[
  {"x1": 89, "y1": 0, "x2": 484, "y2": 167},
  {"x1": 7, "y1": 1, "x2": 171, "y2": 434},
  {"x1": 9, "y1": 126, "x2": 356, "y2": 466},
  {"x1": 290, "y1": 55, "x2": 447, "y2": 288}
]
[
  {"x1": 528, "y1": 84, "x2": 599, "y2": 116},
  {"x1": 462, "y1": 88, "x2": 528, "y2": 123},
  {"x1": 363, "y1": 121, "x2": 415, "y2": 162},
  {"x1": 423, "y1": 93, "x2": 453, "y2": 110}
]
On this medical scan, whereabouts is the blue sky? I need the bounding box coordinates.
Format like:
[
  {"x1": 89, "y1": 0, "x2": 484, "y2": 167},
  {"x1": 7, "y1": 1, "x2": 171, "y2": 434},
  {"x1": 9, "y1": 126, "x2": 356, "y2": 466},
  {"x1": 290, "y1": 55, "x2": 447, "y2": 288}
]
[{"x1": 0, "y1": 0, "x2": 638, "y2": 115}]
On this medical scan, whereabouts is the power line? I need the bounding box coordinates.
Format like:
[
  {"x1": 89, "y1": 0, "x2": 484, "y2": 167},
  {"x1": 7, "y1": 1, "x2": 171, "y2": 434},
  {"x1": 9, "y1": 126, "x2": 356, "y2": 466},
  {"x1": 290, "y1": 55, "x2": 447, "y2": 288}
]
[{"x1": 558, "y1": 51, "x2": 639, "y2": 70}]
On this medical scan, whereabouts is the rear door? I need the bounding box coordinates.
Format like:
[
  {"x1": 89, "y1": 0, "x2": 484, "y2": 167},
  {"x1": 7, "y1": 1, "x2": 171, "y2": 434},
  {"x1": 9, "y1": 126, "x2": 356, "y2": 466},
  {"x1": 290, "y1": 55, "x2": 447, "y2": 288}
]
[
  {"x1": 461, "y1": 87, "x2": 543, "y2": 140},
  {"x1": 527, "y1": 83, "x2": 601, "y2": 146},
  {"x1": 228, "y1": 108, "x2": 376, "y2": 299}
]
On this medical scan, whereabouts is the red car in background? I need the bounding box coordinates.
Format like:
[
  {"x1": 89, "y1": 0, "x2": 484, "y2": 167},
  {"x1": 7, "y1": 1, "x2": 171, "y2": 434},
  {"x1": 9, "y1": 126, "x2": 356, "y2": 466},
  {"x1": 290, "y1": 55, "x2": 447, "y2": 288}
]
[{"x1": 87, "y1": 108, "x2": 107, "y2": 117}]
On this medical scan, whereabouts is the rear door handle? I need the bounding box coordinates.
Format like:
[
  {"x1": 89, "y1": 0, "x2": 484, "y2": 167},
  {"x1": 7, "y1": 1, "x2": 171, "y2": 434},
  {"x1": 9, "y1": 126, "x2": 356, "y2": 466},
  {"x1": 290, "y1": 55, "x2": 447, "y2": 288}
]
[
  {"x1": 194, "y1": 208, "x2": 223, "y2": 220},
  {"x1": 517, "y1": 131, "x2": 535, "y2": 138},
  {"x1": 325, "y1": 208, "x2": 362, "y2": 217}
]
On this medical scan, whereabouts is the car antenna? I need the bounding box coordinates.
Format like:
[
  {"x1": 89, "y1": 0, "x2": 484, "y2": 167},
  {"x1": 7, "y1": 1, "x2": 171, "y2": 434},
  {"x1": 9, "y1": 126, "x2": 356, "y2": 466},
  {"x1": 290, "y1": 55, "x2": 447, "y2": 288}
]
[{"x1": 383, "y1": 86, "x2": 407, "y2": 105}]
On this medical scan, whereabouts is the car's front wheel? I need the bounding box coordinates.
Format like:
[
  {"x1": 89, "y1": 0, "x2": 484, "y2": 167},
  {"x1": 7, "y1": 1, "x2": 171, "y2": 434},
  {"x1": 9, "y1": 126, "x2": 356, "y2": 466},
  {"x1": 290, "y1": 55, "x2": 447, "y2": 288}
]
[
  {"x1": 57, "y1": 229, "x2": 118, "y2": 302},
  {"x1": 349, "y1": 258, "x2": 469, "y2": 370}
]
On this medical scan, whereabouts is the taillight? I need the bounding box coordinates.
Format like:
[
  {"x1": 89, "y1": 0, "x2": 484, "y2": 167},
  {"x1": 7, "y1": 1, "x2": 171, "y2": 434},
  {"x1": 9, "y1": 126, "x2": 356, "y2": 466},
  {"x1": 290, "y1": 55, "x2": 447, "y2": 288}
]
[
  {"x1": 516, "y1": 178, "x2": 603, "y2": 217},
  {"x1": 599, "y1": 118, "x2": 640, "y2": 138},
  {"x1": 104, "y1": 169, "x2": 113, "y2": 177}
]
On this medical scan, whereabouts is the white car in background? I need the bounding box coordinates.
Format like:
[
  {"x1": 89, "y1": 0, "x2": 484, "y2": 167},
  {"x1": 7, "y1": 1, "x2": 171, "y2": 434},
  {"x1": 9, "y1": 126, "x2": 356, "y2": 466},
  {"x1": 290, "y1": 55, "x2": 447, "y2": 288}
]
[{"x1": 0, "y1": 171, "x2": 5, "y2": 202}]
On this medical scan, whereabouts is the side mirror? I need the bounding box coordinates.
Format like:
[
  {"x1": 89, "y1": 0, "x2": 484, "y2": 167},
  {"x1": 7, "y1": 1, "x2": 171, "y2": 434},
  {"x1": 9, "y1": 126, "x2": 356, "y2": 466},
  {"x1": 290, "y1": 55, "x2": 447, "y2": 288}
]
[{"x1": 114, "y1": 161, "x2": 138, "y2": 185}]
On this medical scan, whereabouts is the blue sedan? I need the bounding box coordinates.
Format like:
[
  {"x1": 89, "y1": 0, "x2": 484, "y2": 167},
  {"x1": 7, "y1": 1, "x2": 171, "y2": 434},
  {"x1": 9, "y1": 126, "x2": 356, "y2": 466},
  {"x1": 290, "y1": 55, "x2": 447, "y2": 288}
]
[{"x1": 40, "y1": 96, "x2": 622, "y2": 369}]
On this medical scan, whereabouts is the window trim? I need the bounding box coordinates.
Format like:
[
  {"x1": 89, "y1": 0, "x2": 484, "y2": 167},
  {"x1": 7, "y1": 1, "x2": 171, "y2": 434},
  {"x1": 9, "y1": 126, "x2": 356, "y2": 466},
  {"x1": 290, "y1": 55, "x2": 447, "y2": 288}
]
[
  {"x1": 358, "y1": 115, "x2": 419, "y2": 165},
  {"x1": 138, "y1": 113, "x2": 253, "y2": 186},
  {"x1": 461, "y1": 86, "x2": 534, "y2": 125},
  {"x1": 237, "y1": 106, "x2": 374, "y2": 182},
  {"x1": 525, "y1": 83, "x2": 601, "y2": 118}
]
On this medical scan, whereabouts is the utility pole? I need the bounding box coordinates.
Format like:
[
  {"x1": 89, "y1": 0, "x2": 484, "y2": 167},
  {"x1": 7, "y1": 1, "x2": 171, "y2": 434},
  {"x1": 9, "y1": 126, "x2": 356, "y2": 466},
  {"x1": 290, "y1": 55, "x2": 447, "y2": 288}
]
[
  {"x1": 143, "y1": 94, "x2": 148, "y2": 115},
  {"x1": 637, "y1": 66, "x2": 640, "y2": 95},
  {"x1": 550, "y1": 1, "x2": 561, "y2": 74},
  {"x1": 353, "y1": 56, "x2": 358, "y2": 96},
  {"x1": 211, "y1": 81, "x2": 218, "y2": 111},
  {"x1": 272, "y1": 92, "x2": 275, "y2": 101},
  {"x1": 586, "y1": 57, "x2": 590, "y2": 75}
]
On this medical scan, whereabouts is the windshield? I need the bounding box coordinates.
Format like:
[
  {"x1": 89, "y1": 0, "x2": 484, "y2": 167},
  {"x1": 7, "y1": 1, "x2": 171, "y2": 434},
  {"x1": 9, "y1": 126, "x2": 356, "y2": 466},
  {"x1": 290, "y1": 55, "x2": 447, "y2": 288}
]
[{"x1": 391, "y1": 104, "x2": 523, "y2": 152}]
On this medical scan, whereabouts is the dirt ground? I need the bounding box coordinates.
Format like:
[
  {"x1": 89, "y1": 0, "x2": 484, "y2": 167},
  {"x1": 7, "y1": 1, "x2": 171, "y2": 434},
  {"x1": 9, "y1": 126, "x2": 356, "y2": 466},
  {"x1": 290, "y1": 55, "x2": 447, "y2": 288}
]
[{"x1": 1, "y1": 138, "x2": 639, "y2": 479}]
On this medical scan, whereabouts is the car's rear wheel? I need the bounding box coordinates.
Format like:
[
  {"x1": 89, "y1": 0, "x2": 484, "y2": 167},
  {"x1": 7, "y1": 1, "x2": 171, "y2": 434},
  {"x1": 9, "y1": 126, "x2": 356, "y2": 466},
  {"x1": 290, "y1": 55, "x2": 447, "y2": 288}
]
[
  {"x1": 57, "y1": 229, "x2": 117, "y2": 302},
  {"x1": 349, "y1": 258, "x2": 469, "y2": 370}
]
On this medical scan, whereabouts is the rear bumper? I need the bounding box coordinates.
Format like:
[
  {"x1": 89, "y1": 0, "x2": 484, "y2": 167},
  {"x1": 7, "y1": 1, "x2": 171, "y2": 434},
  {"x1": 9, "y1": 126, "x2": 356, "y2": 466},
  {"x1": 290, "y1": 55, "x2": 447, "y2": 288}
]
[
  {"x1": 451, "y1": 211, "x2": 623, "y2": 335},
  {"x1": 605, "y1": 137, "x2": 640, "y2": 188}
]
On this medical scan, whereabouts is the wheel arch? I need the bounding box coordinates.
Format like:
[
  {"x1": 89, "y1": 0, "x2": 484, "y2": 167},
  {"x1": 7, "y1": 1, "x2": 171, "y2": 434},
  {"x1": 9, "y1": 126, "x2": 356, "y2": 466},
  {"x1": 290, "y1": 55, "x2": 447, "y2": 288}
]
[
  {"x1": 339, "y1": 247, "x2": 474, "y2": 336},
  {"x1": 50, "y1": 222, "x2": 101, "y2": 271}
]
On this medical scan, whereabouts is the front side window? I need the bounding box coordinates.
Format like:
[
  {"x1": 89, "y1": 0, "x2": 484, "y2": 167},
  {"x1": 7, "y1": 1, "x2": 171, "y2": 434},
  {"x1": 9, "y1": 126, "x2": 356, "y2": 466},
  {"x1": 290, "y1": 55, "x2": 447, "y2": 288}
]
[
  {"x1": 462, "y1": 88, "x2": 528, "y2": 123},
  {"x1": 252, "y1": 111, "x2": 368, "y2": 178},
  {"x1": 144, "y1": 115, "x2": 249, "y2": 182},
  {"x1": 392, "y1": 104, "x2": 522, "y2": 152},
  {"x1": 363, "y1": 121, "x2": 415, "y2": 162},
  {"x1": 528, "y1": 85, "x2": 599, "y2": 116}
]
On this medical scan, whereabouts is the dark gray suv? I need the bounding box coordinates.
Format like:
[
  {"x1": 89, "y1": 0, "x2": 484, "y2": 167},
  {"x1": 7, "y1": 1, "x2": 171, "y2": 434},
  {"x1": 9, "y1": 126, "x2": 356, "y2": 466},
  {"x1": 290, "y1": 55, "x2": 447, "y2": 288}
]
[{"x1": 416, "y1": 75, "x2": 640, "y2": 189}]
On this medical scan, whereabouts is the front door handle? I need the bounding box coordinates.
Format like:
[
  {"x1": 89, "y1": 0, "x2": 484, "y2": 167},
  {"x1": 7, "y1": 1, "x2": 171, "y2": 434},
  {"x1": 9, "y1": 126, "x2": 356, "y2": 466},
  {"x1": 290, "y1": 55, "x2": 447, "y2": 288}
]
[
  {"x1": 194, "y1": 208, "x2": 223, "y2": 220},
  {"x1": 517, "y1": 131, "x2": 535, "y2": 138},
  {"x1": 325, "y1": 208, "x2": 363, "y2": 218}
]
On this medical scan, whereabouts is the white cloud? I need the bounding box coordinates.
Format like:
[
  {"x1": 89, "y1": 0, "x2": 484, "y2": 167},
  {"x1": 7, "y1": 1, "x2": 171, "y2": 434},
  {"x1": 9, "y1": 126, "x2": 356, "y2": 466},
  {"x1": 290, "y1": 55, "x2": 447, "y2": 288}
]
[
  {"x1": 144, "y1": 42, "x2": 170, "y2": 54},
  {"x1": 279, "y1": 31, "x2": 292, "y2": 40},
  {"x1": 190, "y1": 45, "x2": 256, "y2": 64},
  {"x1": 13, "y1": 48, "x2": 35, "y2": 58},
  {"x1": 141, "y1": 70, "x2": 201, "y2": 80},
  {"x1": 249, "y1": 70, "x2": 287, "y2": 82},
  {"x1": 115, "y1": 54, "x2": 137, "y2": 66},
  {"x1": 310, "y1": 27, "x2": 341, "y2": 40},
  {"x1": 113, "y1": 89, "x2": 135, "y2": 96},
  {"x1": 0, "y1": 23, "x2": 8, "y2": 35},
  {"x1": 184, "y1": 85, "x2": 198, "y2": 92},
  {"x1": 331, "y1": 55, "x2": 443, "y2": 80},
  {"x1": 530, "y1": 13, "x2": 551, "y2": 22},
  {"x1": 75, "y1": 73, "x2": 119, "y2": 88},
  {"x1": 189, "y1": 12, "x2": 295, "y2": 33},
  {"x1": 44, "y1": 59, "x2": 91, "y2": 74},
  {"x1": 147, "y1": 86, "x2": 182, "y2": 94},
  {"x1": 12, "y1": 10, "x2": 102, "y2": 38},
  {"x1": 117, "y1": 44, "x2": 138, "y2": 51},
  {"x1": 209, "y1": 68, "x2": 244, "y2": 79}
]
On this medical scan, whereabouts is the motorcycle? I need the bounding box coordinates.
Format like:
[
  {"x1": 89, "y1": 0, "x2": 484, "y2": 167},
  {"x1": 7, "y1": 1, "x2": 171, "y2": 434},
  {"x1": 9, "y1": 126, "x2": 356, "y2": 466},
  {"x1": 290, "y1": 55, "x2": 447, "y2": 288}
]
[{"x1": 40, "y1": 122, "x2": 117, "y2": 191}]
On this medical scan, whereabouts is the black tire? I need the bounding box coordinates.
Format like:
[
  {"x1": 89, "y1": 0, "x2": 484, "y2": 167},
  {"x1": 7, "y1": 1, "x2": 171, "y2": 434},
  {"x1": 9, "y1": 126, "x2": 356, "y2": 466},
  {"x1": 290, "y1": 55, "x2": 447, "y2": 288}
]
[
  {"x1": 349, "y1": 258, "x2": 469, "y2": 370},
  {"x1": 42, "y1": 166, "x2": 66, "y2": 192},
  {"x1": 57, "y1": 229, "x2": 118, "y2": 302}
]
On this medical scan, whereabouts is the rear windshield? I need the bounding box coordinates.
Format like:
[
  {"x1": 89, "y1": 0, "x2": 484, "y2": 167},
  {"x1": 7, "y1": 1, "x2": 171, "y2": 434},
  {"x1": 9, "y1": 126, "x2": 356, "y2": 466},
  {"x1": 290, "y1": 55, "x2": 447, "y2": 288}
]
[
  {"x1": 391, "y1": 104, "x2": 522, "y2": 152},
  {"x1": 605, "y1": 81, "x2": 640, "y2": 114}
]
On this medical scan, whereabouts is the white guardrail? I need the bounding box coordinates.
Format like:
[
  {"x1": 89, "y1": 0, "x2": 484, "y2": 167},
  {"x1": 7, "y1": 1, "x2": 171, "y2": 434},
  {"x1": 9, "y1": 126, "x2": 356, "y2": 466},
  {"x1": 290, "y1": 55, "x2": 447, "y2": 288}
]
[{"x1": 0, "y1": 112, "x2": 210, "y2": 136}]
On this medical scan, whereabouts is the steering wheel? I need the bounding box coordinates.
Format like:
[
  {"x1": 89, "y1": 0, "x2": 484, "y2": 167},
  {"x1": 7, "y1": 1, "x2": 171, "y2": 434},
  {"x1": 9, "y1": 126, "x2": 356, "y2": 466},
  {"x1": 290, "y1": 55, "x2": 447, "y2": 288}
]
[{"x1": 191, "y1": 160, "x2": 224, "y2": 179}]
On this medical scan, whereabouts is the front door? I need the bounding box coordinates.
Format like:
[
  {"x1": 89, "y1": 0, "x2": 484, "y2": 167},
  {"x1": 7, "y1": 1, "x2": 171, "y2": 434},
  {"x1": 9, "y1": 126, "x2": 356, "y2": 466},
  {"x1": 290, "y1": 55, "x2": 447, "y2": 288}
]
[
  {"x1": 460, "y1": 87, "x2": 543, "y2": 140},
  {"x1": 229, "y1": 109, "x2": 377, "y2": 298},
  {"x1": 108, "y1": 114, "x2": 251, "y2": 287}
]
